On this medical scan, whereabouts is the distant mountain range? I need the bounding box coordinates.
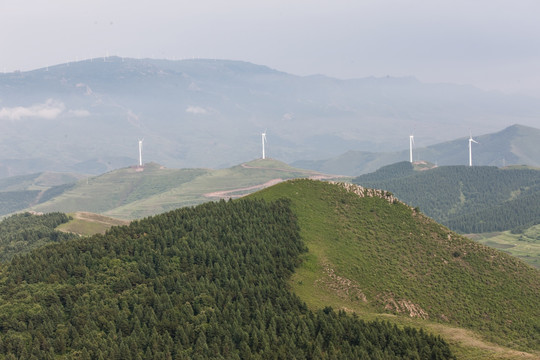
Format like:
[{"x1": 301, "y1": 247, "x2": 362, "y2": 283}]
[
  {"x1": 294, "y1": 124, "x2": 540, "y2": 175},
  {"x1": 2, "y1": 57, "x2": 540, "y2": 177}
]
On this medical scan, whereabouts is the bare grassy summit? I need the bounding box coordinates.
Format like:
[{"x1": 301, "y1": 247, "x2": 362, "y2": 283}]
[{"x1": 250, "y1": 179, "x2": 540, "y2": 357}]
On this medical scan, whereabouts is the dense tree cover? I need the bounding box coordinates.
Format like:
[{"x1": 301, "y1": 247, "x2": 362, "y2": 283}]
[
  {"x1": 352, "y1": 162, "x2": 415, "y2": 183},
  {"x1": 445, "y1": 191, "x2": 540, "y2": 232},
  {"x1": 0, "y1": 212, "x2": 77, "y2": 262},
  {"x1": 0, "y1": 199, "x2": 453, "y2": 359},
  {"x1": 353, "y1": 164, "x2": 540, "y2": 233},
  {"x1": 0, "y1": 190, "x2": 41, "y2": 216}
]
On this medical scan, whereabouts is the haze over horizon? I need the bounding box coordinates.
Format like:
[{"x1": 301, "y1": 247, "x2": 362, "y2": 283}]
[{"x1": 2, "y1": 0, "x2": 540, "y2": 98}]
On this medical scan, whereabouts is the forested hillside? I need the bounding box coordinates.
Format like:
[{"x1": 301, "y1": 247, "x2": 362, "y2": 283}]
[
  {"x1": 0, "y1": 199, "x2": 453, "y2": 359},
  {"x1": 0, "y1": 212, "x2": 77, "y2": 262},
  {"x1": 352, "y1": 163, "x2": 540, "y2": 233}
]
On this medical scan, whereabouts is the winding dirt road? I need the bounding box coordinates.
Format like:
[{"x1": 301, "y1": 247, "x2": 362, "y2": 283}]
[{"x1": 204, "y1": 178, "x2": 284, "y2": 199}]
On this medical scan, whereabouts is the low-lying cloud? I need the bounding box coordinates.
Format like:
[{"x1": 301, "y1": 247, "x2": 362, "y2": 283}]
[
  {"x1": 186, "y1": 106, "x2": 208, "y2": 115},
  {"x1": 0, "y1": 99, "x2": 65, "y2": 120},
  {"x1": 68, "y1": 109, "x2": 90, "y2": 117}
]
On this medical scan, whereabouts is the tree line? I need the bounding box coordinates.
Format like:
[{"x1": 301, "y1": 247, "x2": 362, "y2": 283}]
[{"x1": 0, "y1": 212, "x2": 76, "y2": 262}]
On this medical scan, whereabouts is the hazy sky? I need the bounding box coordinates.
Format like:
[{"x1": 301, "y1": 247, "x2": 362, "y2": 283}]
[{"x1": 2, "y1": 0, "x2": 540, "y2": 97}]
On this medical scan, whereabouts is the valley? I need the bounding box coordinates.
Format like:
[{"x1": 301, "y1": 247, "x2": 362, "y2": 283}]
[{"x1": 468, "y1": 225, "x2": 540, "y2": 269}]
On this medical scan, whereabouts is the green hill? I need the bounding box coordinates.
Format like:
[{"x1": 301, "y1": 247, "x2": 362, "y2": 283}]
[
  {"x1": 250, "y1": 180, "x2": 540, "y2": 356},
  {"x1": 29, "y1": 159, "x2": 336, "y2": 219},
  {"x1": 0, "y1": 198, "x2": 454, "y2": 359},
  {"x1": 0, "y1": 172, "x2": 83, "y2": 217},
  {"x1": 352, "y1": 163, "x2": 540, "y2": 233}
]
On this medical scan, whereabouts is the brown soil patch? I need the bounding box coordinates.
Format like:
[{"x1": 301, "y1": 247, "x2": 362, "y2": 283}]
[
  {"x1": 74, "y1": 212, "x2": 130, "y2": 226},
  {"x1": 316, "y1": 262, "x2": 368, "y2": 303}
]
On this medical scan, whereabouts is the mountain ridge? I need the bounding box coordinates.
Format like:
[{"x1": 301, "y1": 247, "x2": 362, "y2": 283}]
[
  {"x1": 25, "y1": 159, "x2": 336, "y2": 219},
  {"x1": 293, "y1": 124, "x2": 540, "y2": 175},
  {"x1": 250, "y1": 179, "x2": 540, "y2": 355},
  {"x1": 2, "y1": 58, "x2": 540, "y2": 176}
]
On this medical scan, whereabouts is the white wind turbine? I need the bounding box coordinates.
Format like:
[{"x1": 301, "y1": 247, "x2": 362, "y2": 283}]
[
  {"x1": 468, "y1": 132, "x2": 478, "y2": 167},
  {"x1": 409, "y1": 134, "x2": 415, "y2": 163},
  {"x1": 261, "y1": 131, "x2": 267, "y2": 159},
  {"x1": 138, "y1": 139, "x2": 144, "y2": 167}
]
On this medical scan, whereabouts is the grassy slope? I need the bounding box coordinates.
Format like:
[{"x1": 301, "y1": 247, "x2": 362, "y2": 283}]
[
  {"x1": 30, "y1": 163, "x2": 211, "y2": 216},
  {"x1": 0, "y1": 172, "x2": 85, "y2": 217},
  {"x1": 105, "y1": 158, "x2": 332, "y2": 219},
  {"x1": 31, "y1": 159, "x2": 334, "y2": 219},
  {"x1": 56, "y1": 212, "x2": 130, "y2": 236},
  {"x1": 0, "y1": 172, "x2": 84, "y2": 192},
  {"x1": 468, "y1": 224, "x2": 540, "y2": 269},
  {"x1": 250, "y1": 179, "x2": 540, "y2": 359}
]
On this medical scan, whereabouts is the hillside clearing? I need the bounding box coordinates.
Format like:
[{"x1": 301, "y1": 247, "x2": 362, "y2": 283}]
[{"x1": 57, "y1": 212, "x2": 130, "y2": 236}]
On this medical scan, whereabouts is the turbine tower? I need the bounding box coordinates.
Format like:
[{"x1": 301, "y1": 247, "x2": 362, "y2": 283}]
[
  {"x1": 261, "y1": 131, "x2": 267, "y2": 159},
  {"x1": 409, "y1": 135, "x2": 415, "y2": 163},
  {"x1": 138, "y1": 139, "x2": 144, "y2": 167},
  {"x1": 468, "y1": 132, "x2": 478, "y2": 167}
]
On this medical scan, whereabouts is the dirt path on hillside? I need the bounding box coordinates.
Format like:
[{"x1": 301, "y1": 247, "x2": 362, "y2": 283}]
[
  {"x1": 29, "y1": 190, "x2": 46, "y2": 207},
  {"x1": 204, "y1": 163, "x2": 345, "y2": 200},
  {"x1": 368, "y1": 313, "x2": 539, "y2": 359},
  {"x1": 74, "y1": 212, "x2": 130, "y2": 226},
  {"x1": 427, "y1": 322, "x2": 539, "y2": 359},
  {"x1": 240, "y1": 163, "x2": 343, "y2": 180},
  {"x1": 204, "y1": 178, "x2": 284, "y2": 199}
]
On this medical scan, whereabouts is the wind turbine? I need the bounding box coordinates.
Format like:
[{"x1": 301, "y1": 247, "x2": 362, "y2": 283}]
[
  {"x1": 468, "y1": 132, "x2": 478, "y2": 167},
  {"x1": 138, "y1": 139, "x2": 144, "y2": 167},
  {"x1": 261, "y1": 130, "x2": 268, "y2": 160},
  {"x1": 409, "y1": 134, "x2": 415, "y2": 163}
]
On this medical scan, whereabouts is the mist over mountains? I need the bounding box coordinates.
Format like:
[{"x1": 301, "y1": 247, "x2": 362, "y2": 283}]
[
  {"x1": 294, "y1": 124, "x2": 540, "y2": 175},
  {"x1": 1, "y1": 57, "x2": 540, "y2": 177}
]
